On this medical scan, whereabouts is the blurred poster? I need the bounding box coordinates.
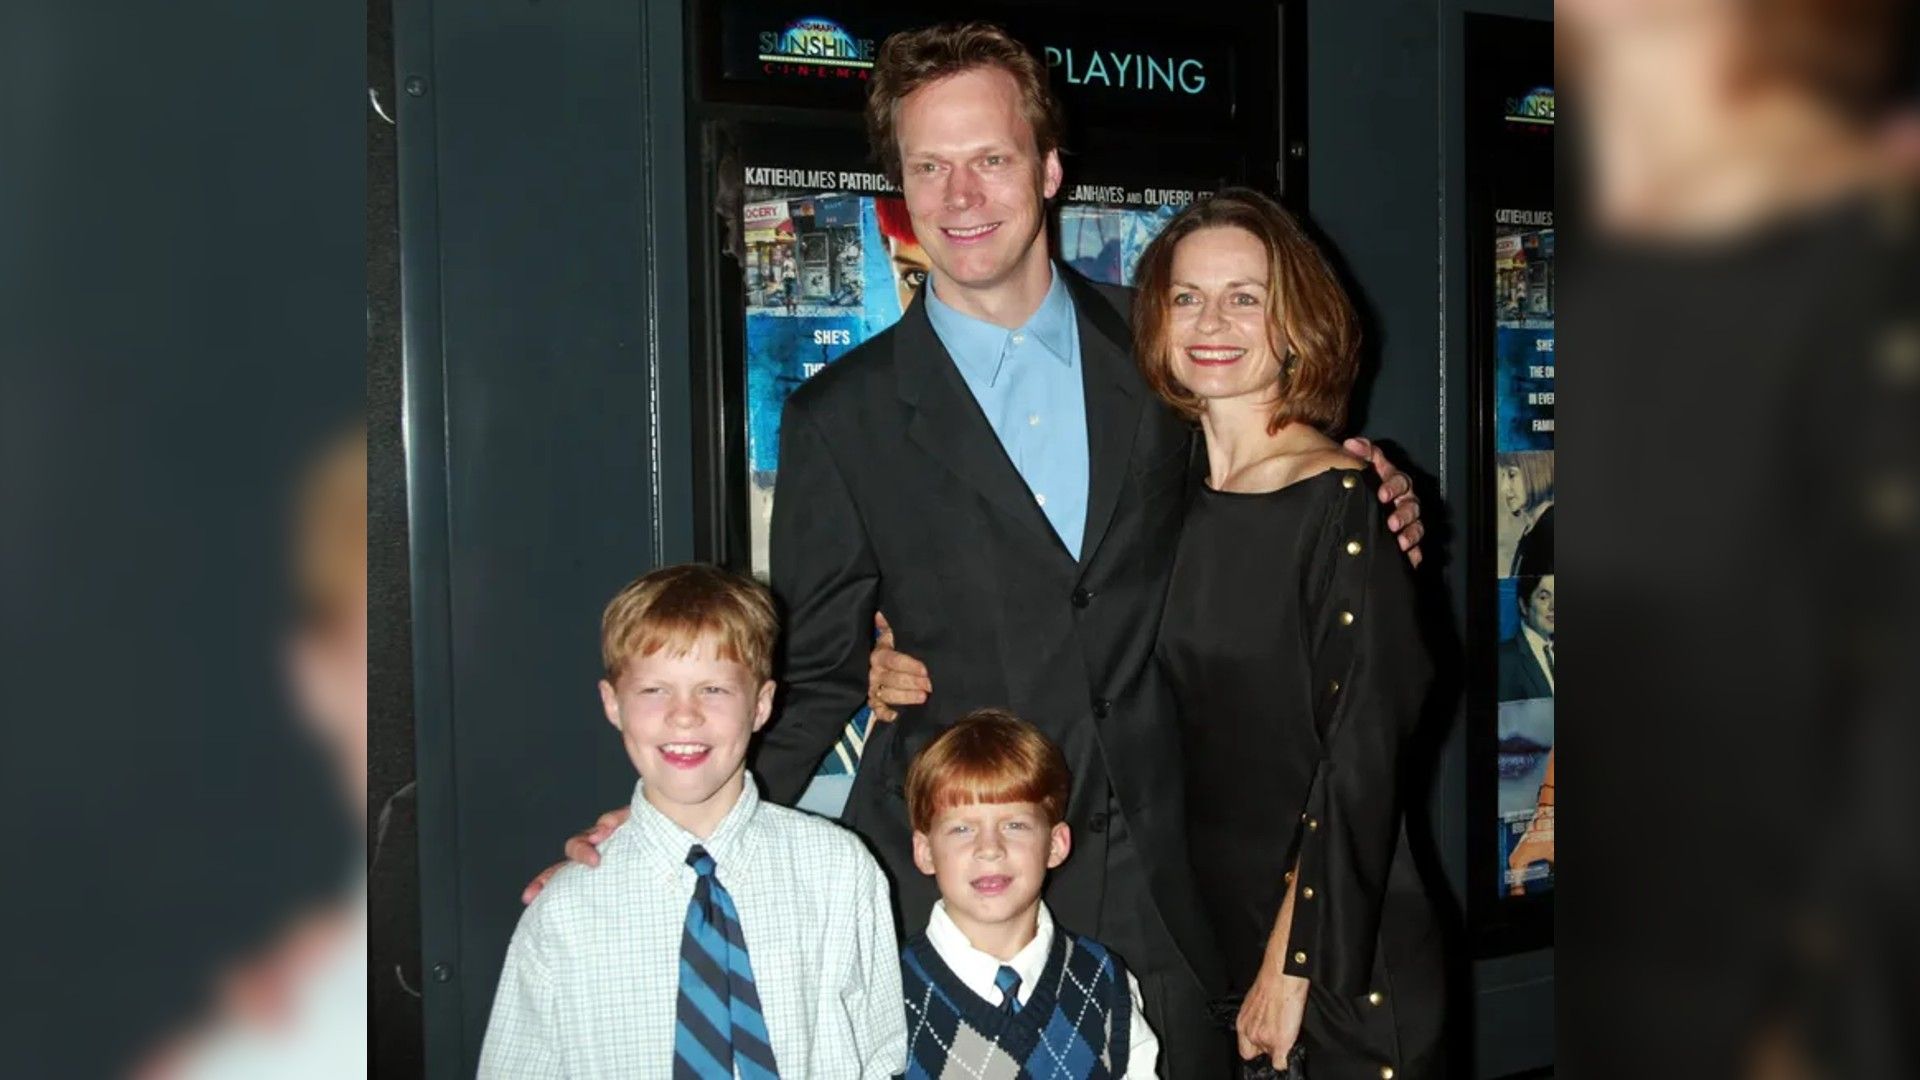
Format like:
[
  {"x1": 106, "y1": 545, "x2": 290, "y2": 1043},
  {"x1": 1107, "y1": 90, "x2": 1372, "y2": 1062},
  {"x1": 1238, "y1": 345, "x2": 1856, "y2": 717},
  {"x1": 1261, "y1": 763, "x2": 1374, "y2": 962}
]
[
  {"x1": 1468, "y1": 18, "x2": 1554, "y2": 908},
  {"x1": 740, "y1": 175, "x2": 1190, "y2": 581},
  {"x1": 1492, "y1": 215, "x2": 1554, "y2": 897}
]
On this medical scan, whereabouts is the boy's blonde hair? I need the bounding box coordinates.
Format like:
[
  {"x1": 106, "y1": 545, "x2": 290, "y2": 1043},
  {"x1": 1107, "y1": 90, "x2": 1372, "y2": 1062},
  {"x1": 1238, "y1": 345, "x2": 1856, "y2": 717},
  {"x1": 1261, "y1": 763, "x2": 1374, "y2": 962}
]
[
  {"x1": 906, "y1": 708, "x2": 1071, "y2": 832},
  {"x1": 600, "y1": 563, "x2": 778, "y2": 683}
]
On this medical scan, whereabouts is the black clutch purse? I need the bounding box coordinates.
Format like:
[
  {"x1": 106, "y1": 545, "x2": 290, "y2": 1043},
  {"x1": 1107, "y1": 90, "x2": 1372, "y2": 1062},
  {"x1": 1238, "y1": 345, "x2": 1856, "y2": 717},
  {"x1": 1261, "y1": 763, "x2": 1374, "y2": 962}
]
[{"x1": 1206, "y1": 996, "x2": 1310, "y2": 1079}]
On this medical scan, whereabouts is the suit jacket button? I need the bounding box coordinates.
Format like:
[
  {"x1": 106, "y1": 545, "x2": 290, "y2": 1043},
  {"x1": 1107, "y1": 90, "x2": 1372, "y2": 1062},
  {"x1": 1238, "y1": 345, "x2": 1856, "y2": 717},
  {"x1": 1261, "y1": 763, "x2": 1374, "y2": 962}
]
[
  {"x1": 1071, "y1": 587, "x2": 1093, "y2": 608},
  {"x1": 1088, "y1": 812, "x2": 1109, "y2": 834},
  {"x1": 1092, "y1": 698, "x2": 1112, "y2": 719}
]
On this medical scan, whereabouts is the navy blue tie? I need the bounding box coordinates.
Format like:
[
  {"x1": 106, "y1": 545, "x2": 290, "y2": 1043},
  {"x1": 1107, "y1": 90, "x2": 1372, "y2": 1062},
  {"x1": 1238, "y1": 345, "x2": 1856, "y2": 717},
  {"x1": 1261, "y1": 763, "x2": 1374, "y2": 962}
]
[
  {"x1": 994, "y1": 965, "x2": 1022, "y2": 1016},
  {"x1": 674, "y1": 845, "x2": 779, "y2": 1079}
]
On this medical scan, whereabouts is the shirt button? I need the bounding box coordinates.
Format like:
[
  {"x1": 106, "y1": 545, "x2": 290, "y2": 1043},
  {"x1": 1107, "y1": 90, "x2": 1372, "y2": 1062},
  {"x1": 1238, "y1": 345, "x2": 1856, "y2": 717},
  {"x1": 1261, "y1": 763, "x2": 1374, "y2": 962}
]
[
  {"x1": 1035, "y1": 492, "x2": 1048, "y2": 507},
  {"x1": 1011, "y1": 332, "x2": 1026, "y2": 345},
  {"x1": 1028, "y1": 413, "x2": 1040, "y2": 426}
]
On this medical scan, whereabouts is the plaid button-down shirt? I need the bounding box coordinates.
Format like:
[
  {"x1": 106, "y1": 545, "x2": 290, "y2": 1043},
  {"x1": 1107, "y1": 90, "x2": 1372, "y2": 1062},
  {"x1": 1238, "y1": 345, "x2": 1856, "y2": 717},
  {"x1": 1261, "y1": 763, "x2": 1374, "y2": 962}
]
[{"x1": 479, "y1": 775, "x2": 907, "y2": 1077}]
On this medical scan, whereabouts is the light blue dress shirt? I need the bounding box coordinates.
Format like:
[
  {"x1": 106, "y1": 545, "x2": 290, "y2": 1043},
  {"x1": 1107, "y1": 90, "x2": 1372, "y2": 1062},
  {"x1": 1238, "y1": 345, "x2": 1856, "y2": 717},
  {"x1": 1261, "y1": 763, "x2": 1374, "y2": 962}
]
[{"x1": 924, "y1": 268, "x2": 1090, "y2": 558}]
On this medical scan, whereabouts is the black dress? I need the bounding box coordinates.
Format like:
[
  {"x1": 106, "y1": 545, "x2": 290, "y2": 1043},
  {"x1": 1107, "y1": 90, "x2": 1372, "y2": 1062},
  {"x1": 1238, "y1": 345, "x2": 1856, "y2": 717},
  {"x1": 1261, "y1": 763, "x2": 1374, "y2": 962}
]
[{"x1": 1157, "y1": 467, "x2": 1445, "y2": 1080}]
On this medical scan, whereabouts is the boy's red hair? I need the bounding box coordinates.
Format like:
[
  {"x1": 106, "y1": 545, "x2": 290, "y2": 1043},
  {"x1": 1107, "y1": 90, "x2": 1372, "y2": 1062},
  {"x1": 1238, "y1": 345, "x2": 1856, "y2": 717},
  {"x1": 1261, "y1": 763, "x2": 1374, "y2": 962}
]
[{"x1": 906, "y1": 709, "x2": 1071, "y2": 832}]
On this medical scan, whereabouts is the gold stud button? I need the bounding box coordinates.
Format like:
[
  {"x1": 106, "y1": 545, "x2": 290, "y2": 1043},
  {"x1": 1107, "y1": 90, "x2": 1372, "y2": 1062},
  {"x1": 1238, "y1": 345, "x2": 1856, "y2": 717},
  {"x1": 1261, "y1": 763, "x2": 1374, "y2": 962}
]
[
  {"x1": 1339, "y1": 610, "x2": 1355, "y2": 626},
  {"x1": 1345, "y1": 540, "x2": 1362, "y2": 556},
  {"x1": 1306, "y1": 817, "x2": 1319, "y2": 830},
  {"x1": 1293, "y1": 950, "x2": 1307, "y2": 965},
  {"x1": 1329, "y1": 679, "x2": 1341, "y2": 694},
  {"x1": 1341, "y1": 473, "x2": 1358, "y2": 489},
  {"x1": 1381, "y1": 1068, "x2": 1395, "y2": 1079},
  {"x1": 1367, "y1": 991, "x2": 1384, "y2": 1006},
  {"x1": 1302, "y1": 886, "x2": 1315, "y2": 900}
]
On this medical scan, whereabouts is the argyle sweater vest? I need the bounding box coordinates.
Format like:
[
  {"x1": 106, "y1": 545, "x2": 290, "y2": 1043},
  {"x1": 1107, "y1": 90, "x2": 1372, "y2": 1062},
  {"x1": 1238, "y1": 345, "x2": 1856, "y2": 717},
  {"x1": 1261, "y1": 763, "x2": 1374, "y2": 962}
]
[{"x1": 900, "y1": 925, "x2": 1132, "y2": 1079}]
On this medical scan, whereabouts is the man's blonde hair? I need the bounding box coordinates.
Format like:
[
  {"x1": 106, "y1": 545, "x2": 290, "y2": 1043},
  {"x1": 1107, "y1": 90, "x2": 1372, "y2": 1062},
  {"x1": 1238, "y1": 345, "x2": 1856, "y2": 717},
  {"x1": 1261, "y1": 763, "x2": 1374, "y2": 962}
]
[{"x1": 600, "y1": 563, "x2": 778, "y2": 683}]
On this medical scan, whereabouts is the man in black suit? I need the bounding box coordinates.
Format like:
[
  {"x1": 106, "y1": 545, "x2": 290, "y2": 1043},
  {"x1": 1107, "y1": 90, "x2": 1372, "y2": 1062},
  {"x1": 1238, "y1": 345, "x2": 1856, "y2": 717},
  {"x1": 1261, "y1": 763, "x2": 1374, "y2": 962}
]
[
  {"x1": 1497, "y1": 574, "x2": 1555, "y2": 701},
  {"x1": 528, "y1": 23, "x2": 1425, "y2": 1076}
]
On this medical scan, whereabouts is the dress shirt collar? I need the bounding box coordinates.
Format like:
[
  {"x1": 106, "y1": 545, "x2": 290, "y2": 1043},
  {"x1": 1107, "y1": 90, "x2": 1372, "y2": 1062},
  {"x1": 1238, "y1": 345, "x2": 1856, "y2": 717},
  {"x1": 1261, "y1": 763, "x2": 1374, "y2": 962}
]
[
  {"x1": 924, "y1": 266, "x2": 1078, "y2": 388},
  {"x1": 626, "y1": 771, "x2": 762, "y2": 881},
  {"x1": 924, "y1": 898, "x2": 1055, "y2": 1007}
]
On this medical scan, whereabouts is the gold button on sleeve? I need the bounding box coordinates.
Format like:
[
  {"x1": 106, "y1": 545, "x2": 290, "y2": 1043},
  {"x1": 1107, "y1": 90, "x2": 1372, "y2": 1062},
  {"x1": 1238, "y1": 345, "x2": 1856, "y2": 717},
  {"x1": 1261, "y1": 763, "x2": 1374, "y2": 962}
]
[
  {"x1": 1339, "y1": 610, "x2": 1355, "y2": 626},
  {"x1": 1381, "y1": 1067, "x2": 1395, "y2": 1079},
  {"x1": 1329, "y1": 679, "x2": 1340, "y2": 694},
  {"x1": 1345, "y1": 539, "x2": 1363, "y2": 555},
  {"x1": 1341, "y1": 473, "x2": 1358, "y2": 489},
  {"x1": 1292, "y1": 950, "x2": 1307, "y2": 965},
  {"x1": 1302, "y1": 886, "x2": 1315, "y2": 900},
  {"x1": 1367, "y1": 991, "x2": 1384, "y2": 1006},
  {"x1": 1306, "y1": 817, "x2": 1319, "y2": 830}
]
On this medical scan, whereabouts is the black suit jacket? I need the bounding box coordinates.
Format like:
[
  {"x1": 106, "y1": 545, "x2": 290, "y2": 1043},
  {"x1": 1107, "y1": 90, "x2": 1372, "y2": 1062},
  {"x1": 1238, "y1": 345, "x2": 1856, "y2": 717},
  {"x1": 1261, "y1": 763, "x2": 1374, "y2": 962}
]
[
  {"x1": 757, "y1": 268, "x2": 1219, "y2": 991},
  {"x1": 1496, "y1": 632, "x2": 1554, "y2": 701}
]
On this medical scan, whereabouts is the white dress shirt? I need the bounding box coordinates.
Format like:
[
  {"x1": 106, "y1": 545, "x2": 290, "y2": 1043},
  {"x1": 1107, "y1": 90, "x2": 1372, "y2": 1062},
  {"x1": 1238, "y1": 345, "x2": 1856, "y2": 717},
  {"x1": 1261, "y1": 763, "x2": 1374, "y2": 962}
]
[
  {"x1": 923, "y1": 900, "x2": 1161, "y2": 1078},
  {"x1": 478, "y1": 775, "x2": 906, "y2": 1078},
  {"x1": 1521, "y1": 623, "x2": 1556, "y2": 694}
]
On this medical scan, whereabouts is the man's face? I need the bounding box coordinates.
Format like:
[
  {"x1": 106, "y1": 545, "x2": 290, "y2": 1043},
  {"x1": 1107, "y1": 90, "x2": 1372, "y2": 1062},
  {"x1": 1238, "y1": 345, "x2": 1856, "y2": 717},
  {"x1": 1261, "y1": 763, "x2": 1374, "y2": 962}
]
[
  {"x1": 1522, "y1": 575, "x2": 1555, "y2": 639},
  {"x1": 888, "y1": 235, "x2": 932, "y2": 313},
  {"x1": 913, "y1": 800, "x2": 1069, "y2": 939},
  {"x1": 895, "y1": 66, "x2": 1062, "y2": 304},
  {"x1": 598, "y1": 642, "x2": 773, "y2": 838}
]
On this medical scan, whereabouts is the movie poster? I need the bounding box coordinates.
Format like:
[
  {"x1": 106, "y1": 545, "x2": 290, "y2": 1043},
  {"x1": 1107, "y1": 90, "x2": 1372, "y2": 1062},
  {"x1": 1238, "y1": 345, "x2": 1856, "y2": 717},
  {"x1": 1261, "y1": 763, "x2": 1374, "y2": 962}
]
[
  {"x1": 1491, "y1": 203, "x2": 1555, "y2": 896},
  {"x1": 740, "y1": 164, "x2": 1194, "y2": 795}
]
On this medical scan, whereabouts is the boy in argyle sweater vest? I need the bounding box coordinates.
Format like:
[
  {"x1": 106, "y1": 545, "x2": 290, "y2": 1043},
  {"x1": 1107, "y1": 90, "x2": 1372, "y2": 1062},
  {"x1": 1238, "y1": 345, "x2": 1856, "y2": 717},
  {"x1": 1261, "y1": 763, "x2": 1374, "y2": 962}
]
[{"x1": 900, "y1": 710, "x2": 1161, "y2": 1078}]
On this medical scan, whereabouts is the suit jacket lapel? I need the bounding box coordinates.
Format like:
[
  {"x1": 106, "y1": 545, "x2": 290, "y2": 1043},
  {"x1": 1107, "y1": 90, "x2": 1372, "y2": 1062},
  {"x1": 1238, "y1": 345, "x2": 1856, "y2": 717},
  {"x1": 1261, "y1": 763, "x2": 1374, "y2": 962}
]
[
  {"x1": 1065, "y1": 274, "x2": 1145, "y2": 571},
  {"x1": 894, "y1": 291, "x2": 1078, "y2": 570}
]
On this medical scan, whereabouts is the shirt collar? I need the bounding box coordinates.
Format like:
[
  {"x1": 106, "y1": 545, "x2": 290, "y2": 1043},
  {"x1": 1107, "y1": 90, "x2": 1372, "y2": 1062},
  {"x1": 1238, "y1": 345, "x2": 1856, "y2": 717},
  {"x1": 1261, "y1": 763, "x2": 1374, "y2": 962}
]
[
  {"x1": 924, "y1": 898, "x2": 1055, "y2": 1006},
  {"x1": 924, "y1": 266, "x2": 1078, "y2": 388},
  {"x1": 626, "y1": 772, "x2": 762, "y2": 881}
]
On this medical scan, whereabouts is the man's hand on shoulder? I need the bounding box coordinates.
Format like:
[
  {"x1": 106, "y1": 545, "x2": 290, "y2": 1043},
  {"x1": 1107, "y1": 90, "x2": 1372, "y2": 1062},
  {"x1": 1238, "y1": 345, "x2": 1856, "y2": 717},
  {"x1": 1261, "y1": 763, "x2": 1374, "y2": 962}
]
[
  {"x1": 520, "y1": 805, "x2": 631, "y2": 905},
  {"x1": 1344, "y1": 436, "x2": 1426, "y2": 568}
]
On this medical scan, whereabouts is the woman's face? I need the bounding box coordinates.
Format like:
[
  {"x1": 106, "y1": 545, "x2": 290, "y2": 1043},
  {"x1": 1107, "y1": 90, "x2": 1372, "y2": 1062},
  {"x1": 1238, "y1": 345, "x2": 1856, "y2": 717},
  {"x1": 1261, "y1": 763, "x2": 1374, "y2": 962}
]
[
  {"x1": 1165, "y1": 225, "x2": 1283, "y2": 408},
  {"x1": 1500, "y1": 464, "x2": 1531, "y2": 514}
]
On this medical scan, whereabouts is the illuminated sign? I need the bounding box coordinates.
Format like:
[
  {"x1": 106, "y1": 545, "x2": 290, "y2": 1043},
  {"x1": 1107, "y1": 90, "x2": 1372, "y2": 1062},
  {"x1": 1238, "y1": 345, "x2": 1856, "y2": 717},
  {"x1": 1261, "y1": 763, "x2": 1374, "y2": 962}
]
[
  {"x1": 1503, "y1": 86, "x2": 1554, "y2": 125},
  {"x1": 1043, "y1": 47, "x2": 1208, "y2": 96},
  {"x1": 756, "y1": 16, "x2": 876, "y2": 78}
]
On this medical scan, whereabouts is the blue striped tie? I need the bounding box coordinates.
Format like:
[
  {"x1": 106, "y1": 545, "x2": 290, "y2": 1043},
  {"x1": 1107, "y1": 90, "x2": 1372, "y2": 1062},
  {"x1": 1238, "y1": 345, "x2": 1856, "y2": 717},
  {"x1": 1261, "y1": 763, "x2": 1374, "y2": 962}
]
[{"x1": 674, "y1": 845, "x2": 780, "y2": 1079}]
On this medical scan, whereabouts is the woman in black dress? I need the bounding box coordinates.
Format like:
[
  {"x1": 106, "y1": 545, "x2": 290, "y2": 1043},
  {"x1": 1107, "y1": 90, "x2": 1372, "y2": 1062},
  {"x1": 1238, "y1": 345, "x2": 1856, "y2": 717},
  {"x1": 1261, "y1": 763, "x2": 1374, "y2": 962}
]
[{"x1": 1133, "y1": 189, "x2": 1443, "y2": 1079}]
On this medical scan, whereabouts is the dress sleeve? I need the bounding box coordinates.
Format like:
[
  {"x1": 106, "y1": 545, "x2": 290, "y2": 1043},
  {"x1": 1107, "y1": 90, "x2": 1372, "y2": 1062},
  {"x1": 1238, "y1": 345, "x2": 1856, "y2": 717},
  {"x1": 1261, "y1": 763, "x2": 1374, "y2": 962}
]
[{"x1": 1280, "y1": 469, "x2": 1432, "y2": 997}]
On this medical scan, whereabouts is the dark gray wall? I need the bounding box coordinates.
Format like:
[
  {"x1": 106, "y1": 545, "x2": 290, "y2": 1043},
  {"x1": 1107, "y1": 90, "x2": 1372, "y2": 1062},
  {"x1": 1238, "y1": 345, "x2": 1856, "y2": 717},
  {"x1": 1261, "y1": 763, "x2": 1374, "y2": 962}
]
[{"x1": 393, "y1": 0, "x2": 693, "y2": 1074}]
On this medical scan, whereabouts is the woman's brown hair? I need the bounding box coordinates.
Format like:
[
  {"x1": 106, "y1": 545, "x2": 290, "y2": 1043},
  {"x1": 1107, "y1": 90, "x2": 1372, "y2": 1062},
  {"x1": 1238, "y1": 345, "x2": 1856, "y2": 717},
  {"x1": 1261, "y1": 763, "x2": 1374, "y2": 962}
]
[{"x1": 1133, "y1": 188, "x2": 1361, "y2": 435}]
